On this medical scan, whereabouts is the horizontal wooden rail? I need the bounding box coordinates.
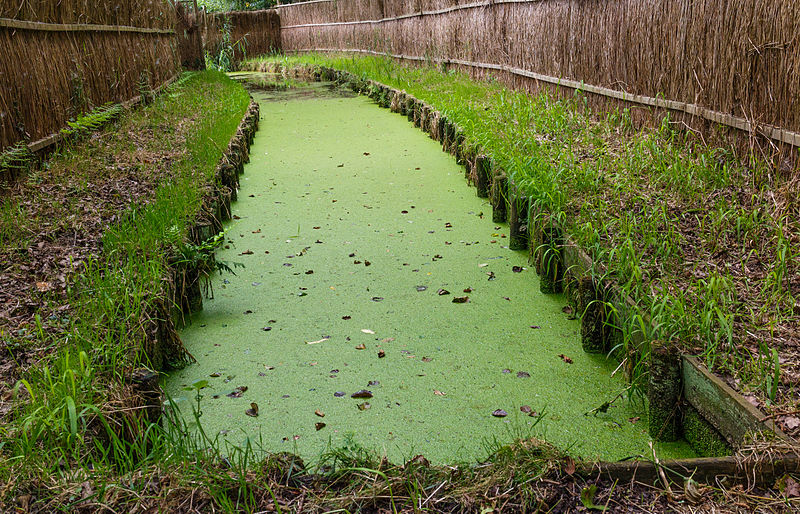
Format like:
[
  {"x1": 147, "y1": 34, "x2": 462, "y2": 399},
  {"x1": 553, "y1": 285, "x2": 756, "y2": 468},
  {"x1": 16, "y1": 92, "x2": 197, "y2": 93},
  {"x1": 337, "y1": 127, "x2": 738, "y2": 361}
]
[
  {"x1": 280, "y1": 0, "x2": 532, "y2": 28},
  {"x1": 290, "y1": 48, "x2": 800, "y2": 148},
  {"x1": 0, "y1": 17, "x2": 175, "y2": 34}
]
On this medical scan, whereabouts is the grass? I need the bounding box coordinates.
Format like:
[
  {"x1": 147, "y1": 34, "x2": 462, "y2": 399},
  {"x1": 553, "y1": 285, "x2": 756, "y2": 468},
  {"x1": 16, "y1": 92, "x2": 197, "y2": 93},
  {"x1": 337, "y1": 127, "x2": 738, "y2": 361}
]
[{"x1": 246, "y1": 54, "x2": 800, "y2": 411}]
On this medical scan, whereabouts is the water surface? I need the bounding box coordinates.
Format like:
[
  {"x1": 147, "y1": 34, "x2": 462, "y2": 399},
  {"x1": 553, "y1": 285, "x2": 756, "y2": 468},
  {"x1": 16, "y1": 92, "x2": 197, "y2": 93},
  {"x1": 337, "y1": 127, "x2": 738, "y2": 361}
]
[{"x1": 166, "y1": 78, "x2": 695, "y2": 464}]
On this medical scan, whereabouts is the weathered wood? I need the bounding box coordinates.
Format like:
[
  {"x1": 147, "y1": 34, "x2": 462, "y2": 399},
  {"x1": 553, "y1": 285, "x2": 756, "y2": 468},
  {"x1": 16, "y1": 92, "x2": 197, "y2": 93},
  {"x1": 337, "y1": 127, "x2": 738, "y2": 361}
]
[
  {"x1": 682, "y1": 356, "x2": 787, "y2": 446},
  {"x1": 0, "y1": 17, "x2": 175, "y2": 34},
  {"x1": 507, "y1": 181, "x2": 529, "y2": 250},
  {"x1": 475, "y1": 155, "x2": 490, "y2": 198},
  {"x1": 649, "y1": 341, "x2": 681, "y2": 441},
  {"x1": 491, "y1": 171, "x2": 507, "y2": 223},
  {"x1": 577, "y1": 454, "x2": 800, "y2": 486}
]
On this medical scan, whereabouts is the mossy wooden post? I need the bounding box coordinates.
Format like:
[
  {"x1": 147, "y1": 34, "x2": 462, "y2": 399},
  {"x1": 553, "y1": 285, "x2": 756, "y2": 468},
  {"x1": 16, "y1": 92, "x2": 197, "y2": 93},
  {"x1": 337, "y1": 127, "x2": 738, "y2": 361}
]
[
  {"x1": 475, "y1": 155, "x2": 490, "y2": 198},
  {"x1": 454, "y1": 131, "x2": 466, "y2": 164},
  {"x1": 406, "y1": 97, "x2": 415, "y2": 122},
  {"x1": 413, "y1": 101, "x2": 422, "y2": 128},
  {"x1": 579, "y1": 277, "x2": 606, "y2": 353},
  {"x1": 491, "y1": 170, "x2": 507, "y2": 223},
  {"x1": 440, "y1": 116, "x2": 450, "y2": 150},
  {"x1": 649, "y1": 341, "x2": 682, "y2": 442},
  {"x1": 508, "y1": 181, "x2": 529, "y2": 250},
  {"x1": 130, "y1": 368, "x2": 162, "y2": 424},
  {"x1": 538, "y1": 226, "x2": 564, "y2": 293},
  {"x1": 421, "y1": 104, "x2": 431, "y2": 133}
]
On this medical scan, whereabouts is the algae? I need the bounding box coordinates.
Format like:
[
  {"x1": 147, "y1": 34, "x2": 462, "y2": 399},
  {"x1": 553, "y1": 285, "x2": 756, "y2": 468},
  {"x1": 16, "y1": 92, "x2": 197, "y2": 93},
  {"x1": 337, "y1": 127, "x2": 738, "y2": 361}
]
[{"x1": 165, "y1": 78, "x2": 695, "y2": 464}]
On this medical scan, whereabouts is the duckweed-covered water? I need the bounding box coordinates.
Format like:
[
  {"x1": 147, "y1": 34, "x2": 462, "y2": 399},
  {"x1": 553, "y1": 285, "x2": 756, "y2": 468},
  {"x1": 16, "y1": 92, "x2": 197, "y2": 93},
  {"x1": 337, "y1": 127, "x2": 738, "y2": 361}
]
[{"x1": 165, "y1": 76, "x2": 695, "y2": 464}]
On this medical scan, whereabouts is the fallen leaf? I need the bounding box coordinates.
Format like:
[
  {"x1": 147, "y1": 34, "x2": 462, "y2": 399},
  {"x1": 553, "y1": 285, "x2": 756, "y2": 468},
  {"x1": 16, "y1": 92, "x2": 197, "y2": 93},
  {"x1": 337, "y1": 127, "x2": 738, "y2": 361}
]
[
  {"x1": 784, "y1": 416, "x2": 800, "y2": 430},
  {"x1": 371, "y1": 297, "x2": 384, "y2": 302},
  {"x1": 452, "y1": 296, "x2": 469, "y2": 303},
  {"x1": 512, "y1": 266, "x2": 523, "y2": 273},
  {"x1": 434, "y1": 390, "x2": 447, "y2": 396},
  {"x1": 559, "y1": 354, "x2": 574, "y2": 364},
  {"x1": 502, "y1": 369, "x2": 512, "y2": 374},
  {"x1": 381, "y1": 337, "x2": 395, "y2": 343},
  {"x1": 361, "y1": 329, "x2": 375, "y2": 334},
  {"x1": 36, "y1": 281, "x2": 50, "y2": 292},
  {"x1": 342, "y1": 315, "x2": 351, "y2": 320},
  {"x1": 415, "y1": 285, "x2": 428, "y2": 292},
  {"x1": 629, "y1": 416, "x2": 640, "y2": 424},
  {"x1": 377, "y1": 350, "x2": 386, "y2": 358},
  {"x1": 227, "y1": 386, "x2": 248, "y2": 398},
  {"x1": 422, "y1": 357, "x2": 433, "y2": 362},
  {"x1": 305, "y1": 270, "x2": 314, "y2": 275},
  {"x1": 368, "y1": 380, "x2": 380, "y2": 386},
  {"x1": 334, "y1": 391, "x2": 345, "y2": 397},
  {"x1": 463, "y1": 287, "x2": 473, "y2": 293},
  {"x1": 516, "y1": 371, "x2": 530, "y2": 378},
  {"x1": 315, "y1": 422, "x2": 326, "y2": 431},
  {"x1": 503, "y1": 296, "x2": 511, "y2": 301},
  {"x1": 487, "y1": 271, "x2": 496, "y2": 280},
  {"x1": 240, "y1": 250, "x2": 254, "y2": 255},
  {"x1": 562, "y1": 305, "x2": 574, "y2": 315},
  {"x1": 445, "y1": 222, "x2": 452, "y2": 228},
  {"x1": 530, "y1": 325, "x2": 541, "y2": 329},
  {"x1": 315, "y1": 409, "x2": 325, "y2": 417},
  {"x1": 351, "y1": 390, "x2": 373, "y2": 398},
  {"x1": 245, "y1": 403, "x2": 259, "y2": 417},
  {"x1": 364, "y1": 260, "x2": 371, "y2": 266},
  {"x1": 357, "y1": 402, "x2": 371, "y2": 411},
  {"x1": 564, "y1": 456, "x2": 576, "y2": 476},
  {"x1": 520, "y1": 405, "x2": 532, "y2": 414},
  {"x1": 437, "y1": 289, "x2": 450, "y2": 296},
  {"x1": 210, "y1": 372, "x2": 221, "y2": 378},
  {"x1": 492, "y1": 409, "x2": 508, "y2": 418},
  {"x1": 478, "y1": 263, "x2": 488, "y2": 268},
  {"x1": 355, "y1": 343, "x2": 366, "y2": 350},
  {"x1": 409, "y1": 455, "x2": 430, "y2": 467}
]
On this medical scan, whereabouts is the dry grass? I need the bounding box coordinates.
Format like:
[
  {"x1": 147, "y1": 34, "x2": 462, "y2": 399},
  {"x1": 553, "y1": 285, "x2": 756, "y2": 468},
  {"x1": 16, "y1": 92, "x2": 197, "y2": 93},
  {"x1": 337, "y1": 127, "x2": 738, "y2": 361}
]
[
  {"x1": 0, "y1": 0, "x2": 175, "y2": 28},
  {"x1": 278, "y1": 0, "x2": 800, "y2": 165}
]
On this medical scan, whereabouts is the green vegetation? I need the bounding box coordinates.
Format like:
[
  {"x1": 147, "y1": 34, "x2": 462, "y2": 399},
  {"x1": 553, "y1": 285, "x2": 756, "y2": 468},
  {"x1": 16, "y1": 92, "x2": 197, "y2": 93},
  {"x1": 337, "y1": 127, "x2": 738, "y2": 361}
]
[
  {"x1": 248, "y1": 54, "x2": 799, "y2": 409},
  {"x1": 0, "y1": 70, "x2": 250, "y2": 504}
]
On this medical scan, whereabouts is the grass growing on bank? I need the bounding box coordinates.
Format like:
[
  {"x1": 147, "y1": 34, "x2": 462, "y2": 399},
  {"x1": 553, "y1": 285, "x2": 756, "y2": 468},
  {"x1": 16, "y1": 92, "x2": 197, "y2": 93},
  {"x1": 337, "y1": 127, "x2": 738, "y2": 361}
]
[
  {"x1": 0, "y1": 70, "x2": 250, "y2": 500},
  {"x1": 247, "y1": 54, "x2": 799, "y2": 414}
]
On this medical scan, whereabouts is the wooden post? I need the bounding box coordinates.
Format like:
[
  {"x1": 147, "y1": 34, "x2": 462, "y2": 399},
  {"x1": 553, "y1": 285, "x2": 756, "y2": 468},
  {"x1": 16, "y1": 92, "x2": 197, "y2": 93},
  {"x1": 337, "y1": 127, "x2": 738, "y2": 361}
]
[
  {"x1": 537, "y1": 226, "x2": 564, "y2": 293},
  {"x1": 579, "y1": 277, "x2": 606, "y2": 353},
  {"x1": 475, "y1": 155, "x2": 490, "y2": 198},
  {"x1": 491, "y1": 170, "x2": 507, "y2": 223},
  {"x1": 649, "y1": 341, "x2": 682, "y2": 442},
  {"x1": 508, "y1": 181, "x2": 529, "y2": 250}
]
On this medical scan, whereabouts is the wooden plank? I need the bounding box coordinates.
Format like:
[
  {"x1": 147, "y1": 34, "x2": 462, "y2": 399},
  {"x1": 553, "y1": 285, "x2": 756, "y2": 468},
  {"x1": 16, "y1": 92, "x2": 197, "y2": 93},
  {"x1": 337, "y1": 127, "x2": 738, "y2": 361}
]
[
  {"x1": 0, "y1": 17, "x2": 174, "y2": 34},
  {"x1": 682, "y1": 356, "x2": 787, "y2": 446},
  {"x1": 578, "y1": 454, "x2": 800, "y2": 486}
]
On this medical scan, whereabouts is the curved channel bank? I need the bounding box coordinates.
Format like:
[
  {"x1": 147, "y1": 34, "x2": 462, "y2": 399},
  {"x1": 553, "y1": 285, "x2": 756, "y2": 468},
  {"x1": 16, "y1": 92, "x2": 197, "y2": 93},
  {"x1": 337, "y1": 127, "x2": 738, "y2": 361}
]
[{"x1": 165, "y1": 78, "x2": 695, "y2": 464}]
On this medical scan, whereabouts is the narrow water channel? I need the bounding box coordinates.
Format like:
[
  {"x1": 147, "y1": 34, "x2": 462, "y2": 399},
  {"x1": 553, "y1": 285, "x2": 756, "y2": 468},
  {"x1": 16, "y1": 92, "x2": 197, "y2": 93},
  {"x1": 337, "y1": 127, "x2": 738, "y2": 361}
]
[{"x1": 165, "y1": 77, "x2": 695, "y2": 463}]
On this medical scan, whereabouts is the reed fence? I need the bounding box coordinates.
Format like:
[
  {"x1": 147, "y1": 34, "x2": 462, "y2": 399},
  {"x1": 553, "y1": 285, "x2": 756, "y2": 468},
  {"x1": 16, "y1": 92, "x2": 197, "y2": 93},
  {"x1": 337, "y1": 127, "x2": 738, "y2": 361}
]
[
  {"x1": 0, "y1": 0, "x2": 180, "y2": 154},
  {"x1": 203, "y1": 9, "x2": 281, "y2": 63},
  {"x1": 277, "y1": 0, "x2": 800, "y2": 152}
]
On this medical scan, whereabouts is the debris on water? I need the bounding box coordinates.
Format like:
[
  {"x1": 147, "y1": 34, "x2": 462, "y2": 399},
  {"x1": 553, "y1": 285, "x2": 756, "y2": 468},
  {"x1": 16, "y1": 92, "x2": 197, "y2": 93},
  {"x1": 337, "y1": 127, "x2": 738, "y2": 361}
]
[
  {"x1": 306, "y1": 336, "x2": 331, "y2": 345},
  {"x1": 517, "y1": 371, "x2": 531, "y2": 378},
  {"x1": 357, "y1": 402, "x2": 371, "y2": 411},
  {"x1": 378, "y1": 350, "x2": 386, "y2": 358},
  {"x1": 422, "y1": 357, "x2": 432, "y2": 362},
  {"x1": 434, "y1": 390, "x2": 446, "y2": 396},
  {"x1": 240, "y1": 250, "x2": 253, "y2": 255},
  {"x1": 371, "y1": 296, "x2": 384, "y2": 302},
  {"x1": 562, "y1": 305, "x2": 574, "y2": 315},
  {"x1": 315, "y1": 409, "x2": 325, "y2": 418},
  {"x1": 210, "y1": 372, "x2": 221, "y2": 377},
  {"x1": 334, "y1": 391, "x2": 345, "y2": 397},
  {"x1": 245, "y1": 403, "x2": 259, "y2": 417},
  {"x1": 502, "y1": 369, "x2": 512, "y2": 374},
  {"x1": 361, "y1": 329, "x2": 375, "y2": 334},
  {"x1": 355, "y1": 343, "x2": 366, "y2": 350},
  {"x1": 342, "y1": 315, "x2": 352, "y2": 320},
  {"x1": 520, "y1": 405, "x2": 532, "y2": 414},
  {"x1": 315, "y1": 422, "x2": 326, "y2": 431},
  {"x1": 437, "y1": 289, "x2": 450, "y2": 295},
  {"x1": 512, "y1": 266, "x2": 523, "y2": 273},
  {"x1": 364, "y1": 260, "x2": 371, "y2": 266},
  {"x1": 559, "y1": 354, "x2": 574, "y2": 364},
  {"x1": 415, "y1": 285, "x2": 428, "y2": 292},
  {"x1": 503, "y1": 296, "x2": 511, "y2": 301},
  {"x1": 452, "y1": 296, "x2": 469, "y2": 303},
  {"x1": 463, "y1": 287, "x2": 473, "y2": 293},
  {"x1": 492, "y1": 409, "x2": 508, "y2": 418},
  {"x1": 351, "y1": 390, "x2": 373, "y2": 399},
  {"x1": 305, "y1": 270, "x2": 314, "y2": 274},
  {"x1": 227, "y1": 386, "x2": 248, "y2": 398},
  {"x1": 368, "y1": 380, "x2": 380, "y2": 386},
  {"x1": 262, "y1": 326, "x2": 272, "y2": 331},
  {"x1": 487, "y1": 272, "x2": 496, "y2": 280},
  {"x1": 530, "y1": 325, "x2": 541, "y2": 329}
]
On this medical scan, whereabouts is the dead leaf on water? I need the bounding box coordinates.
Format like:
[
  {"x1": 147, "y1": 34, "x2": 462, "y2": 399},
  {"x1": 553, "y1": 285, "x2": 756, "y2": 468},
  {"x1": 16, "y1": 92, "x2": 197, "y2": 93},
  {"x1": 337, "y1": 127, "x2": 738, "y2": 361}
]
[
  {"x1": 245, "y1": 403, "x2": 259, "y2": 417},
  {"x1": 351, "y1": 390, "x2": 373, "y2": 398},
  {"x1": 415, "y1": 285, "x2": 428, "y2": 292},
  {"x1": 361, "y1": 329, "x2": 375, "y2": 334},
  {"x1": 240, "y1": 250, "x2": 253, "y2": 255},
  {"x1": 559, "y1": 354, "x2": 574, "y2": 364},
  {"x1": 381, "y1": 337, "x2": 394, "y2": 343},
  {"x1": 377, "y1": 350, "x2": 386, "y2": 358},
  {"x1": 434, "y1": 390, "x2": 446, "y2": 396},
  {"x1": 342, "y1": 315, "x2": 352, "y2": 320},
  {"x1": 437, "y1": 289, "x2": 450, "y2": 296},
  {"x1": 315, "y1": 409, "x2": 325, "y2": 418},
  {"x1": 422, "y1": 357, "x2": 432, "y2": 362},
  {"x1": 512, "y1": 266, "x2": 523, "y2": 273},
  {"x1": 520, "y1": 405, "x2": 532, "y2": 414},
  {"x1": 227, "y1": 386, "x2": 248, "y2": 398},
  {"x1": 492, "y1": 409, "x2": 507, "y2": 418},
  {"x1": 315, "y1": 422, "x2": 326, "y2": 431},
  {"x1": 517, "y1": 371, "x2": 530, "y2": 378},
  {"x1": 452, "y1": 296, "x2": 469, "y2": 303},
  {"x1": 355, "y1": 343, "x2": 366, "y2": 350},
  {"x1": 357, "y1": 402, "x2": 371, "y2": 411}
]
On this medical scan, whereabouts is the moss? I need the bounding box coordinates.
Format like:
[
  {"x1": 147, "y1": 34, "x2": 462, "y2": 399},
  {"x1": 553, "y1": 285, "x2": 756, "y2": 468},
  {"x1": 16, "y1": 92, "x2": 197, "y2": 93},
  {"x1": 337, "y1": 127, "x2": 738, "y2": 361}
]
[{"x1": 682, "y1": 405, "x2": 732, "y2": 457}]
